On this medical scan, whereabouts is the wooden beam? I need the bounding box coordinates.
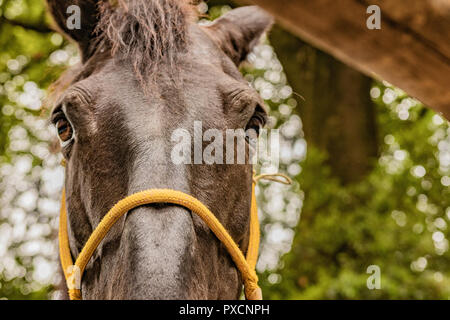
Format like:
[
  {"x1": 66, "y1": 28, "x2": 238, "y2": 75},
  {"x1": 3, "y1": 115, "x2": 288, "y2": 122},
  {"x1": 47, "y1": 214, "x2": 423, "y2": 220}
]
[{"x1": 240, "y1": 0, "x2": 450, "y2": 120}]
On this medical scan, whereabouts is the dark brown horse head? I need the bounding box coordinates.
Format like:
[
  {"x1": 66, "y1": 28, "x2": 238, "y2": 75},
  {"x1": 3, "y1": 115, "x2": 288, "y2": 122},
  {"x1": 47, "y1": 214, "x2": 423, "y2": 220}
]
[{"x1": 48, "y1": 0, "x2": 272, "y2": 299}]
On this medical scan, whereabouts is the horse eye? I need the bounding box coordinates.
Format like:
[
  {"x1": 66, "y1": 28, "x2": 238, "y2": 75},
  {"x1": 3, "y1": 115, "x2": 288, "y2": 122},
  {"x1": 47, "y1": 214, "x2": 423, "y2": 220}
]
[
  {"x1": 245, "y1": 103, "x2": 267, "y2": 139},
  {"x1": 245, "y1": 116, "x2": 262, "y2": 145},
  {"x1": 246, "y1": 115, "x2": 263, "y2": 137},
  {"x1": 247, "y1": 118, "x2": 261, "y2": 135},
  {"x1": 56, "y1": 117, "x2": 73, "y2": 142}
]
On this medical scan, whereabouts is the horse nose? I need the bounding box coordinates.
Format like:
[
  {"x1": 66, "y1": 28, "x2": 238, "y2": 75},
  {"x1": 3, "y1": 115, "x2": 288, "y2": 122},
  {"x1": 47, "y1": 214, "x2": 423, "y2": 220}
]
[
  {"x1": 125, "y1": 204, "x2": 194, "y2": 243},
  {"x1": 116, "y1": 204, "x2": 195, "y2": 299}
]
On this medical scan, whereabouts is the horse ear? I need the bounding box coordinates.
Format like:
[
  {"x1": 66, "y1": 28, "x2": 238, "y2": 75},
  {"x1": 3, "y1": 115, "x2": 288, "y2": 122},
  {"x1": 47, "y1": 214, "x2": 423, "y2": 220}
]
[
  {"x1": 47, "y1": 0, "x2": 100, "y2": 61},
  {"x1": 204, "y1": 6, "x2": 274, "y2": 66}
]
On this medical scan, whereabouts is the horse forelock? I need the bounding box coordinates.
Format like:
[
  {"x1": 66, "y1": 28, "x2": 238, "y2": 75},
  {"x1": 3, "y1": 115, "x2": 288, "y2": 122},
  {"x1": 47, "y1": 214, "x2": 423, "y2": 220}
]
[
  {"x1": 46, "y1": 0, "x2": 199, "y2": 109},
  {"x1": 95, "y1": 0, "x2": 198, "y2": 83}
]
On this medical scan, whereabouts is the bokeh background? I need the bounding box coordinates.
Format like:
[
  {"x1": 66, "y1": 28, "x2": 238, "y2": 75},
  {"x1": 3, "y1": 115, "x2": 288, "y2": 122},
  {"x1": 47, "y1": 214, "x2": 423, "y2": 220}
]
[{"x1": 0, "y1": 0, "x2": 449, "y2": 299}]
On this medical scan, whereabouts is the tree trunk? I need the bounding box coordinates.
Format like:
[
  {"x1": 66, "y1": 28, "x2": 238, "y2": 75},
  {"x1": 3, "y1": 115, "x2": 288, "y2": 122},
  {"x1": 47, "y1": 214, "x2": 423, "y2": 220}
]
[{"x1": 270, "y1": 26, "x2": 378, "y2": 182}]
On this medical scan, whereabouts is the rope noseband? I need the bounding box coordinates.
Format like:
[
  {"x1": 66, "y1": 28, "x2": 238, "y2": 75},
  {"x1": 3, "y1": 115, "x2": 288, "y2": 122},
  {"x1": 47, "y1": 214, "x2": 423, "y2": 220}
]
[{"x1": 59, "y1": 170, "x2": 291, "y2": 300}]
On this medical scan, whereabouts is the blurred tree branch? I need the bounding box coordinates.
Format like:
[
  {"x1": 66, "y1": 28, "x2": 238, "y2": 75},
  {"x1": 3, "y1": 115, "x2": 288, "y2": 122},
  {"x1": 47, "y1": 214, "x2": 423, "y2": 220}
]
[{"x1": 1, "y1": 16, "x2": 53, "y2": 33}]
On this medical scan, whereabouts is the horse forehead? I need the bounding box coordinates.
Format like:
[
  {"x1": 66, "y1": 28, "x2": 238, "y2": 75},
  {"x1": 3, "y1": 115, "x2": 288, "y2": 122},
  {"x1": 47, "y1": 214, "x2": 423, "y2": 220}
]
[{"x1": 67, "y1": 49, "x2": 230, "y2": 133}]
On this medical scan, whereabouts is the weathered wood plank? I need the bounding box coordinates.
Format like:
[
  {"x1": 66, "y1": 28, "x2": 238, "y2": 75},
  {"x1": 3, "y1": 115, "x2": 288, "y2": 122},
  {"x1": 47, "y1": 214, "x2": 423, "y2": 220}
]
[
  {"x1": 240, "y1": 0, "x2": 450, "y2": 119},
  {"x1": 370, "y1": 0, "x2": 450, "y2": 60}
]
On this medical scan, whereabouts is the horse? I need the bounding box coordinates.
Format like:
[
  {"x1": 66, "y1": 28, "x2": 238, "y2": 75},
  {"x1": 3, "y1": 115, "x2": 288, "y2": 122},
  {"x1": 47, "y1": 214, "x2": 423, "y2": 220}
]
[{"x1": 47, "y1": 0, "x2": 273, "y2": 299}]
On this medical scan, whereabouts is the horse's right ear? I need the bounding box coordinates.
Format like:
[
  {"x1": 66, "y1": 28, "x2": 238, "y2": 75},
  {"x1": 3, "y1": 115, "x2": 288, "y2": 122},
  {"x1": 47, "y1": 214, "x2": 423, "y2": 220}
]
[{"x1": 47, "y1": 0, "x2": 100, "y2": 61}]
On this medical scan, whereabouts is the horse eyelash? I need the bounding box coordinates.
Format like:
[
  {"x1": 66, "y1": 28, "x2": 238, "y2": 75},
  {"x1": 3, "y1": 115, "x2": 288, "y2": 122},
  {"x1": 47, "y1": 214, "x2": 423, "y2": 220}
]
[{"x1": 51, "y1": 105, "x2": 65, "y2": 125}]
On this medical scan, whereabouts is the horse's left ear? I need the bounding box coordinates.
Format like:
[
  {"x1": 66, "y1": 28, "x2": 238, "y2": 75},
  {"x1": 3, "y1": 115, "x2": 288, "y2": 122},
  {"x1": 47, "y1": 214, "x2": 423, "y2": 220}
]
[
  {"x1": 47, "y1": 0, "x2": 101, "y2": 62},
  {"x1": 204, "y1": 6, "x2": 274, "y2": 66}
]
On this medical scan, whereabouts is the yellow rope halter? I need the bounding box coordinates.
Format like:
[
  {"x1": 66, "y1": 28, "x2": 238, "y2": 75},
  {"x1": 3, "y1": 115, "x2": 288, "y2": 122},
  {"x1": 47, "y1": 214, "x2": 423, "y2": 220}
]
[{"x1": 59, "y1": 171, "x2": 291, "y2": 300}]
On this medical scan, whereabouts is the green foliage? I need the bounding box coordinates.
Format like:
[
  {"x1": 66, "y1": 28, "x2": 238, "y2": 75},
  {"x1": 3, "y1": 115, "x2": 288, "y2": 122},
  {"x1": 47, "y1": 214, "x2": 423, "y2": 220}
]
[
  {"x1": 0, "y1": 0, "x2": 67, "y2": 300},
  {"x1": 0, "y1": 0, "x2": 65, "y2": 157},
  {"x1": 261, "y1": 85, "x2": 450, "y2": 299}
]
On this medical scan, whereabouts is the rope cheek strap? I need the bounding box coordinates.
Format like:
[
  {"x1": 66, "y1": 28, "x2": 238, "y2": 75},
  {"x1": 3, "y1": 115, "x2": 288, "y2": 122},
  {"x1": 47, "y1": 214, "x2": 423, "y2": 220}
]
[{"x1": 59, "y1": 173, "x2": 291, "y2": 300}]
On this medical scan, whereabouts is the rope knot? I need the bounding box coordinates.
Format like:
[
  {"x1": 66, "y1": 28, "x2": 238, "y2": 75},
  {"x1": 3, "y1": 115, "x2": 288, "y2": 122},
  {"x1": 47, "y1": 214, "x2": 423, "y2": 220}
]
[
  {"x1": 243, "y1": 268, "x2": 262, "y2": 300},
  {"x1": 244, "y1": 278, "x2": 262, "y2": 300},
  {"x1": 253, "y1": 172, "x2": 292, "y2": 185},
  {"x1": 68, "y1": 289, "x2": 82, "y2": 300}
]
